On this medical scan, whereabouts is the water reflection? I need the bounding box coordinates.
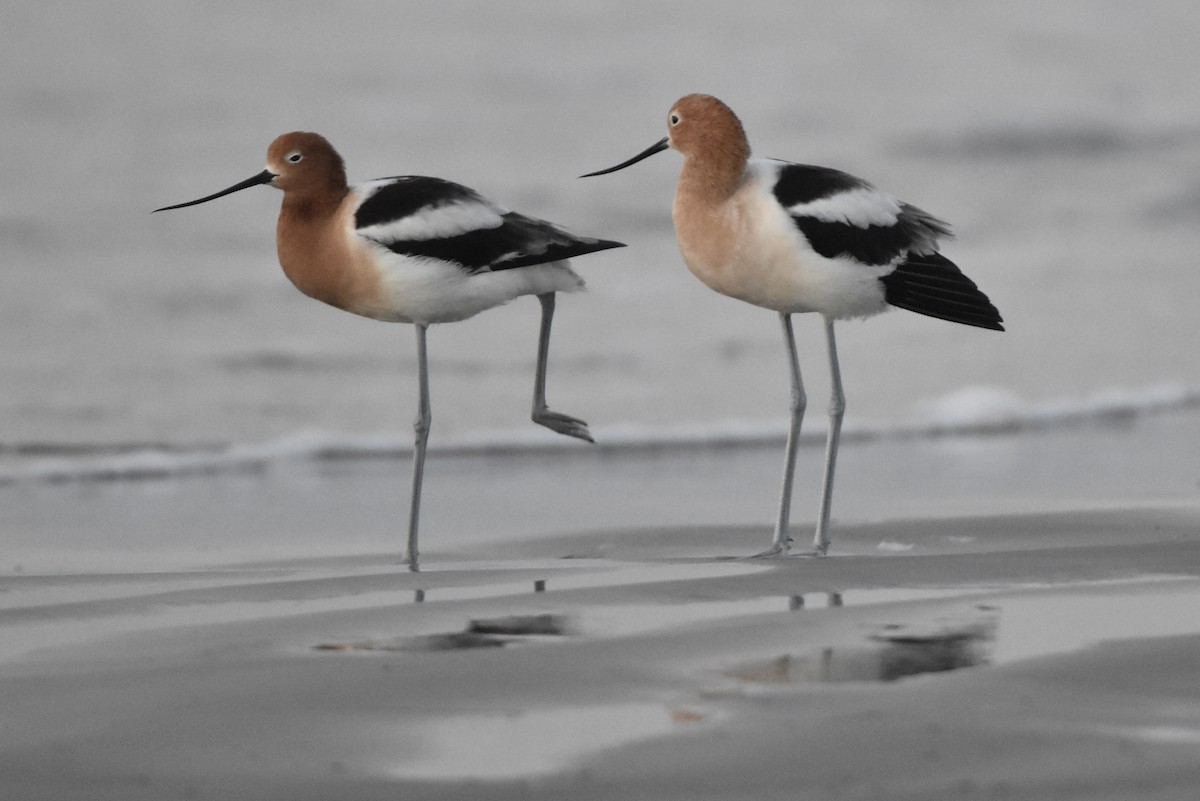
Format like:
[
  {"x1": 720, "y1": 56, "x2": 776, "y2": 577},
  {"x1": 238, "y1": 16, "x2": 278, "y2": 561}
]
[
  {"x1": 725, "y1": 617, "x2": 995, "y2": 683},
  {"x1": 317, "y1": 583, "x2": 987, "y2": 657},
  {"x1": 787, "y1": 592, "x2": 844, "y2": 610},
  {"x1": 314, "y1": 612, "x2": 573, "y2": 652}
]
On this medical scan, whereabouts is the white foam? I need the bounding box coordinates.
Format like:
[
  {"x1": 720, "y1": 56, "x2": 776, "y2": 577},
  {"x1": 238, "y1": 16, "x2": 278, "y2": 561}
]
[
  {"x1": 2, "y1": 382, "x2": 1195, "y2": 485},
  {"x1": 915, "y1": 382, "x2": 1194, "y2": 432}
]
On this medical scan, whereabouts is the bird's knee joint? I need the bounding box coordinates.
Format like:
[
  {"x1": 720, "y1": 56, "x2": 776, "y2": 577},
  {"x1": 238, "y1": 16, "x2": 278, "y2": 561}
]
[{"x1": 828, "y1": 391, "x2": 846, "y2": 418}]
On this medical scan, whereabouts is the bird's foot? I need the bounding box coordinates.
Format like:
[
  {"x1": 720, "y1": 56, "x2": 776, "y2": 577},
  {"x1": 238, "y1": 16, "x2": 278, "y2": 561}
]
[
  {"x1": 749, "y1": 541, "x2": 791, "y2": 559},
  {"x1": 747, "y1": 540, "x2": 827, "y2": 560},
  {"x1": 533, "y1": 408, "x2": 594, "y2": 443},
  {"x1": 789, "y1": 548, "x2": 827, "y2": 559}
]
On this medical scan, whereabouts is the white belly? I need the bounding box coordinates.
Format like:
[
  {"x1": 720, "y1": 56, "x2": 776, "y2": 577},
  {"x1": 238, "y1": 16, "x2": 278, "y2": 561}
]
[{"x1": 364, "y1": 250, "x2": 585, "y2": 325}]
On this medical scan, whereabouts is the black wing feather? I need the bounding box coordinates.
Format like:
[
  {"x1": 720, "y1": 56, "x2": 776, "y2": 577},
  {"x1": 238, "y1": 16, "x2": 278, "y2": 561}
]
[
  {"x1": 374, "y1": 212, "x2": 623, "y2": 273},
  {"x1": 355, "y1": 177, "x2": 624, "y2": 272},
  {"x1": 881, "y1": 252, "x2": 1005, "y2": 330},
  {"x1": 355, "y1": 176, "x2": 483, "y2": 229},
  {"x1": 791, "y1": 216, "x2": 914, "y2": 266},
  {"x1": 770, "y1": 162, "x2": 870, "y2": 206}
]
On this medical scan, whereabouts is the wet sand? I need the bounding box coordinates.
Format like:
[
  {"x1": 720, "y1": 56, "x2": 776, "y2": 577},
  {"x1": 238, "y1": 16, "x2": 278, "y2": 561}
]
[{"x1": 2, "y1": 413, "x2": 1200, "y2": 799}]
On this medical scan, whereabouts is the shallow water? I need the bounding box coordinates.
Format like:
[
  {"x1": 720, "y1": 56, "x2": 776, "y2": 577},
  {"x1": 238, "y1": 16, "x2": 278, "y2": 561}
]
[
  {"x1": 4, "y1": 1, "x2": 1200, "y2": 469},
  {"x1": 719, "y1": 578, "x2": 1200, "y2": 686},
  {"x1": 339, "y1": 576, "x2": 1200, "y2": 780},
  {"x1": 989, "y1": 579, "x2": 1200, "y2": 663}
]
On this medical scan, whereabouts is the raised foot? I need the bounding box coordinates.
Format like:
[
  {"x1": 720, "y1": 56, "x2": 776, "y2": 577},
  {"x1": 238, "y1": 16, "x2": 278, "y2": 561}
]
[{"x1": 533, "y1": 408, "x2": 594, "y2": 443}]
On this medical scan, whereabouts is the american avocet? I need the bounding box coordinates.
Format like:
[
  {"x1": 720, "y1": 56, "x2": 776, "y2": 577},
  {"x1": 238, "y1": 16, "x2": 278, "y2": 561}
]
[
  {"x1": 155, "y1": 132, "x2": 623, "y2": 568},
  {"x1": 583, "y1": 94, "x2": 1003, "y2": 557}
]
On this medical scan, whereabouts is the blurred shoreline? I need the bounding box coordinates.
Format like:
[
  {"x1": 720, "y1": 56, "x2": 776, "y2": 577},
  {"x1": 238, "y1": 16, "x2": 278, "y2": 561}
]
[{"x1": 4, "y1": 403, "x2": 1198, "y2": 574}]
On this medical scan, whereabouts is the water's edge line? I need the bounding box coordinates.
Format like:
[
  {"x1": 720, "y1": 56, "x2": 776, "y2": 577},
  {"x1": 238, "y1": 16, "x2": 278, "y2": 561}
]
[{"x1": 3, "y1": 384, "x2": 1196, "y2": 486}]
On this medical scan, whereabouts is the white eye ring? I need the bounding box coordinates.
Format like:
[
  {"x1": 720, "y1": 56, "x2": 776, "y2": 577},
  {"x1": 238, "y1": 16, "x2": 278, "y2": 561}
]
[
  {"x1": 286, "y1": 151, "x2": 303, "y2": 163},
  {"x1": 670, "y1": 114, "x2": 680, "y2": 125}
]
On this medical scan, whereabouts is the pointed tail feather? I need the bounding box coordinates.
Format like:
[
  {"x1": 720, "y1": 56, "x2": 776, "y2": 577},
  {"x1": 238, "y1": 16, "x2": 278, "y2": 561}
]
[{"x1": 881, "y1": 252, "x2": 1004, "y2": 331}]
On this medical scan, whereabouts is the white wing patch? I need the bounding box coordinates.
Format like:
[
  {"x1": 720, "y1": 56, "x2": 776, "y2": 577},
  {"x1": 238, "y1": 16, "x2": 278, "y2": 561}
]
[
  {"x1": 357, "y1": 199, "x2": 506, "y2": 243},
  {"x1": 788, "y1": 187, "x2": 902, "y2": 229}
]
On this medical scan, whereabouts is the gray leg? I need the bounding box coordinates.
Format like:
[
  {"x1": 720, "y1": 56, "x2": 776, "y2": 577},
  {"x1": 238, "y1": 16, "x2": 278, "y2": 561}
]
[
  {"x1": 760, "y1": 312, "x2": 806, "y2": 557},
  {"x1": 406, "y1": 323, "x2": 431, "y2": 571},
  {"x1": 812, "y1": 317, "x2": 844, "y2": 556},
  {"x1": 531, "y1": 293, "x2": 593, "y2": 442}
]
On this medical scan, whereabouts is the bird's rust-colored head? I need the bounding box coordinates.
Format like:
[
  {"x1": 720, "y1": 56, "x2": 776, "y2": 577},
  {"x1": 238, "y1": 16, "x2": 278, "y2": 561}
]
[
  {"x1": 580, "y1": 94, "x2": 751, "y2": 179},
  {"x1": 263, "y1": 132, "x2": 347, "y2": 197},
  {"x1": 663, "y1": 94, "x2": 751, "y2": 165},
  {"x1": 153, "y1": 131, "x2": 348, "y2": 212}
]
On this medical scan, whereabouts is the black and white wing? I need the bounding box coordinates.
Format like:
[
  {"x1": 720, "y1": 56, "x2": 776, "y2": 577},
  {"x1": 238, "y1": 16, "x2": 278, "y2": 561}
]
[
  {"x1": 770, "y1": 161, "x2": 1003, "y2": 330},
  {"x1": 354, "y1": 176, "x2": 624, "y2": 273}
]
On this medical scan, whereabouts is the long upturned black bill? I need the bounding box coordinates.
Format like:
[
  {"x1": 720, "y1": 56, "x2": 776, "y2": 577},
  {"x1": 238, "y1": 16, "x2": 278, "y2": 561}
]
[
  {"x1": 579, "y1": 137, "x2": 670, "y2": 178},
  {"x1": 152, "y1": 169, "x2": 277, "y2": 212}
]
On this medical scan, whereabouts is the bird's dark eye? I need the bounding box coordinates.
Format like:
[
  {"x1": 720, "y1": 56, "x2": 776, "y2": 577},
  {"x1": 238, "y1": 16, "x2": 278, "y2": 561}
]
[
  {"x1": 287, "y1": 152, "x2": 303, "y2": 163},
  {"x1": 670, "y1": 114, "x2": 680, "y2": 125}
]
